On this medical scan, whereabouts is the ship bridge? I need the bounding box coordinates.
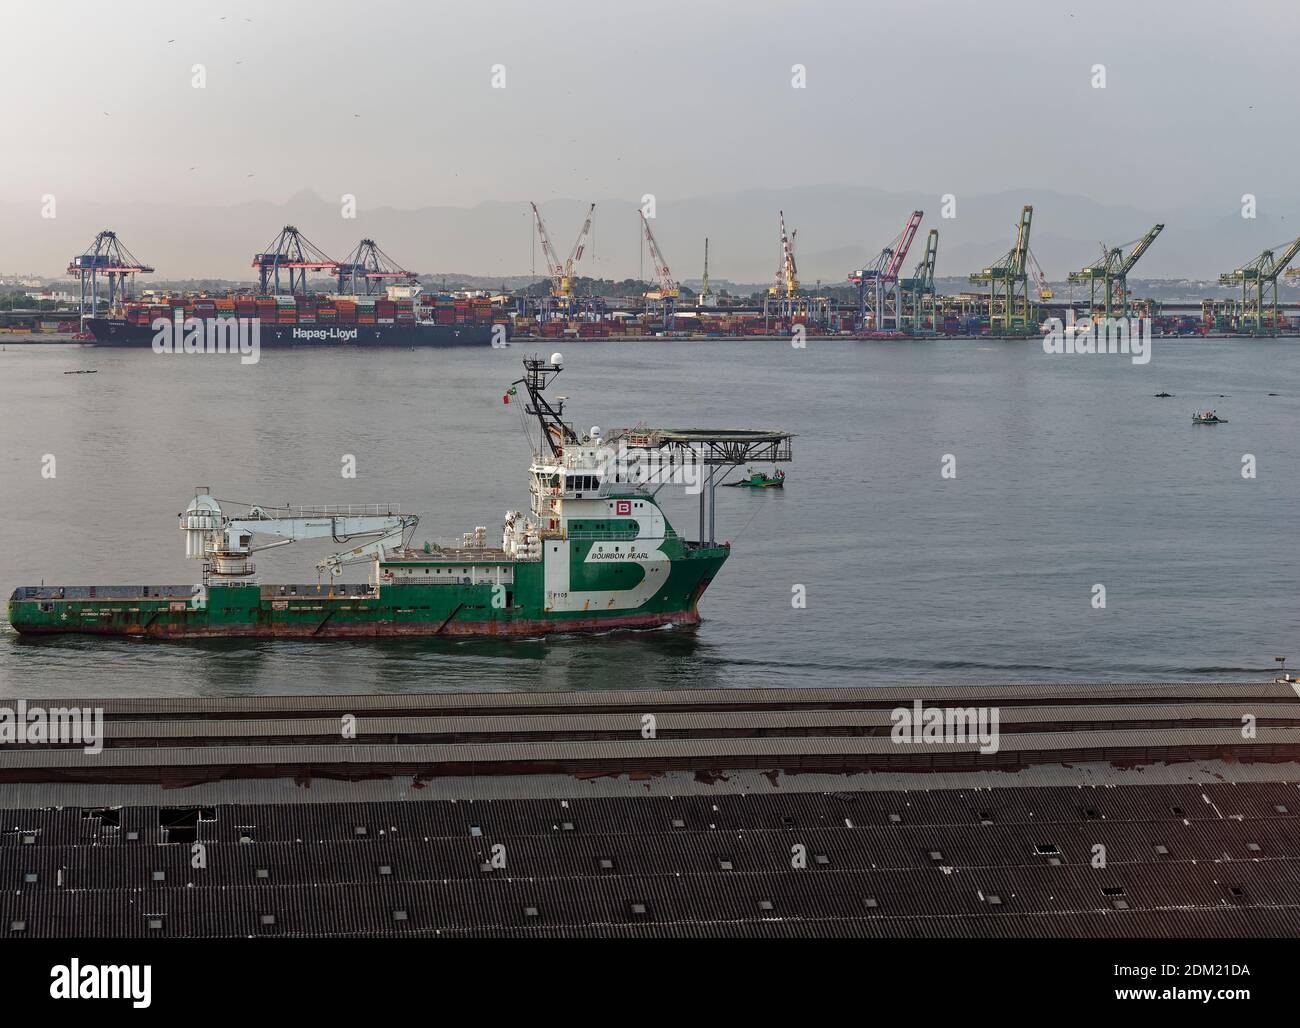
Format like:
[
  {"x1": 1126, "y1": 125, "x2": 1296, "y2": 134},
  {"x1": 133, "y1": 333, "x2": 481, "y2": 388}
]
[{"x1": 604, "y1": 426, "x2": 794, "y2": 545}]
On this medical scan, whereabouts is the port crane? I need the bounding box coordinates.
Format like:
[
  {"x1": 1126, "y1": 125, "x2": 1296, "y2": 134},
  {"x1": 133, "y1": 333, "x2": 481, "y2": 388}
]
[
  {"x1": 769, "y1": 211, "x2": 800, "y2": 299},
  {"x1": 897, "y1": 228, "x2": 939, "y2": 332},
  {"x1": 253, "y1": 226, "x2": 340, "y2": 295},
  {"x1": 180, "y1": 489, "x2": 418, "y2": 586},
  {"x1": 697, "y1": 237, "x2": 715, "y2": 307},
  {"x1": 1223, "y1": 234, "x2": 1300, "y2": 334},
  {"x1": 638, "y1": 210, "x2": 679, "y2": 324},
  {"x1": 530, "y1": 202, "x2": 595, "y2": 302},
  {"x1": 849, "y1": 210, "x2": 924, "y2": 333},
  {"x1": 970, "y1": 205, "x2": 1037, "y2": 335},
  {"x1": 68, "y1": 230, "x2": 153, "y2": 319},
  {"x1": 1067, "y1": 223, "x2": 1164, "y2": 321},
  {"x1": 335, "y1": 239, "x2": 419, "y2": 295}
]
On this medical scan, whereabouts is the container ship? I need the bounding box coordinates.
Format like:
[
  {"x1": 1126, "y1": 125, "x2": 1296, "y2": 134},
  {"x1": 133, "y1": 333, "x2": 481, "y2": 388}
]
[
  {"x1": 7, "y1": 355, "x2": 791, "y2": 639},
  {"x1": 87, "y1": 288, "x2": 503, "y2": 348}
]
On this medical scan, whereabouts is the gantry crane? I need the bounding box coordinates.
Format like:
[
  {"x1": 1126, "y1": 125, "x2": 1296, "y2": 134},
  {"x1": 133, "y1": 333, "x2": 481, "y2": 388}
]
[
  {"x1": 848, "y1": 210, "x2": 923, "y2": 333},
  {"x1": 335, "y1": 239, "x2": 419, "y2": 295},
  {"x1": 252, "y1": 226, "x2": 339, "y2": 295},
  {"x1": 1067, "y1": 223, "x2": 1163, "y2": 321},
  {"x1": 1222, "y1": 235, "x2": 1300, "y2": 334},
  {"x1": 529, "y1": 202, "x2": 595, "y2": 303},
  {"x1": 68, "y1": 230, "x2": 153, "y2": 318},
  {"x1": 970, "y1": 205, "x2": 1037, "y2": 335},
  {"x1": 897, "y1": 228, "x2": 939, "y2": 332}
]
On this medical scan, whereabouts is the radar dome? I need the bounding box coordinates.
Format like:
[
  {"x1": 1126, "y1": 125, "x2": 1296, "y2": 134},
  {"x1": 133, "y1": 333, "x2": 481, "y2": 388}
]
[{"x1": 550, "y1": 351, "x2": 564, "y2": 368}]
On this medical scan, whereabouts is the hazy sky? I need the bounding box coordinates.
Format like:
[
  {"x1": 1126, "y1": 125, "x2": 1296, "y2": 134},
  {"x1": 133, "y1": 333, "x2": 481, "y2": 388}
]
[{"x1": 2, "y1": 0, "x2": 1295, "y2": 275}]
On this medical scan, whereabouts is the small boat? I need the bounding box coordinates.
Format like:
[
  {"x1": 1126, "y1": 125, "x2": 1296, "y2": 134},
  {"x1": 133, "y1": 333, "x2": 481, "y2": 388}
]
[
  {"x1": 1154, "y1": 391, "x2": 1173, "y2": 398},
  {"x1": 727, "y1": 467, "x2": 786, "y2": 489},
  {"x1": 63, "y1": 370, "x2": 98, "y2": 375},
  {"x1": 1192, "y1": 411, "x2": 1226, "y2": 424}
]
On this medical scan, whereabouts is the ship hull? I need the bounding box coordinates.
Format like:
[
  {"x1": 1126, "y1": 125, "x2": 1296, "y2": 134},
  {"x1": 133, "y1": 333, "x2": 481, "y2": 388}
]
[
  {"x1": 8, "y1": 546, "x2": 727, "y2": 640},
  {"x1": 86, "y1": 318, "x2": 495, "y2": 348},
  {"x1": 8, "y1": 609, "x2": 701, "y2": 638}
]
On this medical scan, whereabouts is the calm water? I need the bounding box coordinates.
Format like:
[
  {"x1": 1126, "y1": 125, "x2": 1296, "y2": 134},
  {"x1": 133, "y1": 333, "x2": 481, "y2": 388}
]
[{"x1": 1, "y1": 337, "x2": 1297, "y2": 697}]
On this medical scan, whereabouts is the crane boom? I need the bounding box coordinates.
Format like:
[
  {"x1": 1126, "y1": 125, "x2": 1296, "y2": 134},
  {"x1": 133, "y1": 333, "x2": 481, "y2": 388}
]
[
  {"x1": 1118, "y1": 223, "x2": 1164, "y2": 275},
  {"x1": 913, "y1": 228, "x2": 938, "y2": 286},
  {"x1": 883, "y1": 211, "x2": 924, "y2": 282},
  {"x1": 1012, "y1": 205, "x2": 1033, "y2": 277},
  {"x1": 638, "y1": 210, "x2": 678, "y2": 297},
  {"x1": 1274, "y1": 235, "x2": 1300, "y2": 276},
  {"x1": 530, "y1": 202, "x2": 566, "y2": 296},
  {"x1": 180, "y1": 491, "x2": 418, "y2": 582},
  {"x1": 565, "y1": 203, "x2": 596, "y2": 280},
  {"x1": 776, "y1": 211, "x2": 799, "y2": 297}
]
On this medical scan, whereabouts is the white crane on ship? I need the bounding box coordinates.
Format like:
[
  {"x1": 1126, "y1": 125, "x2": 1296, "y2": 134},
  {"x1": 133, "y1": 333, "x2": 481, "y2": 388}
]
[{"x1": 180, "y1": 489, "x2": 418, "y2": 584}]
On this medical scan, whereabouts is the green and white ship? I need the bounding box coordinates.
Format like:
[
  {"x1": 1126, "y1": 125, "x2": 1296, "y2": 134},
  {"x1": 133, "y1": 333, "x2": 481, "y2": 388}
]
[{"x1": 8, "y1": 355, "x2": 792, "y2": 639}]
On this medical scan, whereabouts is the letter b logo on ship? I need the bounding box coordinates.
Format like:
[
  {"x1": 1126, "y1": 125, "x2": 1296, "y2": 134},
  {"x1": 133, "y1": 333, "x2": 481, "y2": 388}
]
[{"x1": 615, "y1": 500, "x2": 631, "y2": 515}]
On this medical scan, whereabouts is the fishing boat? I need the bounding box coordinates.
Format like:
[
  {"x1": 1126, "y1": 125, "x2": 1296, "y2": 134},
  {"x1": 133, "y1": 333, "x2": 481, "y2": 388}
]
[
  {"x1": 726, "y1": 467, "x2": 786, "y2": 489},
  {"x1": 1192, "y1": 410, "x2": 1226, "y2": 424}
]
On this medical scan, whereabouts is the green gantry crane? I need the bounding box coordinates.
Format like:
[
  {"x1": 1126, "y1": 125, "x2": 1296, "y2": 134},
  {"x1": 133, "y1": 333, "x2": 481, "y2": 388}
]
[
  {"x1": 1067, "y1": 223, "x2": 1163, "y2": 321},
  {"x1": 1221, "y1": 235, "x2": 1300, "y2": 334},
  {"x1": 970, "y1": 205, "x2": 1035, "y2": 335},
  {"x1": 898, "y1": 228, "x2": 938, "y2": 332}
]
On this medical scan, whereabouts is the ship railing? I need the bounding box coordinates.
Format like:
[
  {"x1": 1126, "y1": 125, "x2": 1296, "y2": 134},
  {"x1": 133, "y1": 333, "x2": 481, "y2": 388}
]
[
  {"x1": 10, "y1": 585, "x2": 198, "y2": 600},
  {"x1": 388, "y1": 576, "x2": 474, "y2": 587},
  {"x1": 263, "y1": 583, "x2": 378, "y2": 597},
  {"x1": 563, "y1": 525, "x2": 678, "y2": 542}
]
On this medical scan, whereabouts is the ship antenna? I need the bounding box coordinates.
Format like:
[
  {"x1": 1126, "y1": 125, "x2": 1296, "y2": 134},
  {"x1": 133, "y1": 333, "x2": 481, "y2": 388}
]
[{"x1": 512, "y1": 354, "x2": 578, "y2": 458}]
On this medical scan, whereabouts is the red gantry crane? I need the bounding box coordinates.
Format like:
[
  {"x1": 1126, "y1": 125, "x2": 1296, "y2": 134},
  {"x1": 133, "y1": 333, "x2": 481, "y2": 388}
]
[{"x1": 849, "y1": 210, "x2": 923, "y2": 333}]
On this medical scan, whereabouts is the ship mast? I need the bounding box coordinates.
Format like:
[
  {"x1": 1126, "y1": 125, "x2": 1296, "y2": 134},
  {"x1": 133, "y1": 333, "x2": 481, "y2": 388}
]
[{"x1": 513, "y1": 354, "x2": 578, "y2": 459}]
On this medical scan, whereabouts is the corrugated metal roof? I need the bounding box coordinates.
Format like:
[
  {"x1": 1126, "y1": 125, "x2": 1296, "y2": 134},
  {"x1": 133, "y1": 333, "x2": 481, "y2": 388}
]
[
  {"x1": 4, "y1": 782, "x2": 1299, "y2": 938},
  {"x1": 74, "y1": 702, "x2": 1300, "y2": 740},
  {"x1": 2, "y1": 726, "x2": 1299, "y2": 770},
  {"x1": 4, "y1": 680, "x2": 1294, "y2": 716},
  {"x1": 0, "y1": 761, "x2": 1295, "y2": 811}
]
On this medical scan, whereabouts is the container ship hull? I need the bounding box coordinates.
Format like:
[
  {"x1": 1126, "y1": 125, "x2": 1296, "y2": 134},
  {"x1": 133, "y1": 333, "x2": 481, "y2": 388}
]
[{"x1": 86, "y1": 317, "x2": 495, "y2": 348}]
